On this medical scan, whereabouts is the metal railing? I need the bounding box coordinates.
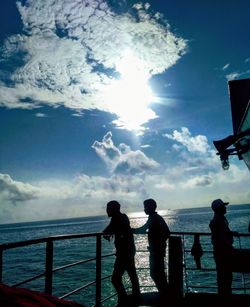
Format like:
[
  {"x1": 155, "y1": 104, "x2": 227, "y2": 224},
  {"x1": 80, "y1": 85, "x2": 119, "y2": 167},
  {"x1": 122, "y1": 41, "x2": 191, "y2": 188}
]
[
  {"x1": 0, "y1": 232, "x2": 249, "y2": 306},
  {"x1": 0, "y1": 233, "x2": 106, "y2": 306},
  {"x1": 171, "y1": 232, "x2": 250, "y2": 294}
]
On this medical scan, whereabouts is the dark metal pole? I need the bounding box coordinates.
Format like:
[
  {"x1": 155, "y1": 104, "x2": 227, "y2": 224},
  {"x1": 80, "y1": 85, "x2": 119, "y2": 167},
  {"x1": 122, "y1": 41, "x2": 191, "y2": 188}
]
[
  {"x1": 45, "y1": 239, "x2": 53, "y2": 294},
  {"x1": 95, "y1": 234, "x2": 102, "y2": 307},
  {"x1": 0, "y1": 248, "x2": 3, "y2": 283},
  {"x1": 169, "y1": 236, "x2": 183, "y2": 299}
]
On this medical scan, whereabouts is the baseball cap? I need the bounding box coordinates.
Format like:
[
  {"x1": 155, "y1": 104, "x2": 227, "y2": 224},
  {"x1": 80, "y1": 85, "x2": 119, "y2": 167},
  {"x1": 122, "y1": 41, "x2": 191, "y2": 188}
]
[{"x1": 211, "y1": 199, "x2": 229, "y2": 211}]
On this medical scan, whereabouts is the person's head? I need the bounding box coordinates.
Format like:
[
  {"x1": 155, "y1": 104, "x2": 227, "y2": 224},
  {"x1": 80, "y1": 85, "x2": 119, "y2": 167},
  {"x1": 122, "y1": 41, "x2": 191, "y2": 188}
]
[
  {"x1": 211, "y1": 198, "x2": 229, "y2": 214},
  {"x1": 143, "y1": 198, "x2": 157, "y2": 215},
  {"x1": 106, "y1": 200, "x2": 121, "y2": 217}
]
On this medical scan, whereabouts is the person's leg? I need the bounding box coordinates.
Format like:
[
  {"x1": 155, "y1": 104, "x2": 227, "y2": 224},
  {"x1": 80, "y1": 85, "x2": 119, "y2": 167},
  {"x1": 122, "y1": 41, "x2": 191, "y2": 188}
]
[
  {"x1": 126, "y1": 257, "x2": 140, "y2": 297},
  {"x1": 149, "y1": 252, "x2": 169, "y2": 295},
  {"x1": 214, "y1": 252, "x2": 232, "y2": 296},
  {"x1": 112, "y1": 257, "x2": 127, "y2": 303}
]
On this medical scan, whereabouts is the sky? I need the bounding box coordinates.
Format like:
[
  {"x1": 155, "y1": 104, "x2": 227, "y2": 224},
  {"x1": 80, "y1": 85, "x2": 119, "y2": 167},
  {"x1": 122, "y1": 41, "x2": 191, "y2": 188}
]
[{"x1": 0, "y1": 0, "x2": 250, "y2": 224}]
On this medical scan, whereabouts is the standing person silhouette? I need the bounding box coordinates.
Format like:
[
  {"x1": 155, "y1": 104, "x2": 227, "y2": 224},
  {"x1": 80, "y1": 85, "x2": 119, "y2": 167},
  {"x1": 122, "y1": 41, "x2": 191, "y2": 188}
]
[
  {"x1": 132, "y1": 199, "x2": 170, "y2": 299},
  {"x1": 209, "y1": 199, "x2": 238, "y2": 296},
  {"x1": 103, "y1": 200, "x2": 140, "y2": 306}
]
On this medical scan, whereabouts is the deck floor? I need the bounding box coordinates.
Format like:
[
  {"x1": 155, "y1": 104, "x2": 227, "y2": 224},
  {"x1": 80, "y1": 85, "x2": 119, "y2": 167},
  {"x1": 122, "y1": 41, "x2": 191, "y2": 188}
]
[{"x1": 122, "y1": 292, "x2": 250, "y2": 307}]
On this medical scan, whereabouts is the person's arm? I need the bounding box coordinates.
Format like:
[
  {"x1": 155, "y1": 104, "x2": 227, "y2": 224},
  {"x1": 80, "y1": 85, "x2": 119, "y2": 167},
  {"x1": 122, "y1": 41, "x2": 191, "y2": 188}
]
[
  {"x1": 103, "y1": 222, "x2": 114, "y2": 241},
  {"x1": 132, "y1": 221, "x2": 149, "y2": 234},
  {"x1": 230, "y1": 230, "x2": 239, "y2": 237}
]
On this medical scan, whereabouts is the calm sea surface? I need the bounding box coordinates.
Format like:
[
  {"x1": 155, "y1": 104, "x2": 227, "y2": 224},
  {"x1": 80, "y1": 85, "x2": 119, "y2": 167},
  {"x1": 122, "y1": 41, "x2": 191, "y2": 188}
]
[{"x1": 0, "y1": 204, "x2": 249, "y2": 306}]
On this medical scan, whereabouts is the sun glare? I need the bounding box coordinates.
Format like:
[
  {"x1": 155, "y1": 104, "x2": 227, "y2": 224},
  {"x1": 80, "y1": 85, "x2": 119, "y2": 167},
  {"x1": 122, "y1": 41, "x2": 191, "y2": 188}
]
[{"x1": 102, "y1": 50, "x2": 156, "y2": 131}]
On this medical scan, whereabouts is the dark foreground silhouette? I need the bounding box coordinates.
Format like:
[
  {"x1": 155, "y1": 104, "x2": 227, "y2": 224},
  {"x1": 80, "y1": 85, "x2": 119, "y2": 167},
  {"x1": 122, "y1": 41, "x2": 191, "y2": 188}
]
[
  {"x1": 0, "y1": 283, "x2": 85, "y2": 307},
  {"x1": 103, "y1": 200, "x2": 140, "y2": 306},
  {"x1": 132, "y1": 198, "x2": 170, "y2": 302}
]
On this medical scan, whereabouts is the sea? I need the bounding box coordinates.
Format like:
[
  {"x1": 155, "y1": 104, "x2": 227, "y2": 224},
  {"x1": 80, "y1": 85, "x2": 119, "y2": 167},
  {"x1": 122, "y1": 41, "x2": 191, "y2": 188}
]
[{"x1": 0, "y1": 204, "x2": 249, "y2": 306}]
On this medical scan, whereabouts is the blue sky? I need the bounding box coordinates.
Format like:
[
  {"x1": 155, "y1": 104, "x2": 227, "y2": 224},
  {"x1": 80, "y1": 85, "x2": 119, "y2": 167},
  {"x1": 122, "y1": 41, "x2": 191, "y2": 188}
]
[{"x1": 0, "y1": 0, "x2": 250, "y2": 223}]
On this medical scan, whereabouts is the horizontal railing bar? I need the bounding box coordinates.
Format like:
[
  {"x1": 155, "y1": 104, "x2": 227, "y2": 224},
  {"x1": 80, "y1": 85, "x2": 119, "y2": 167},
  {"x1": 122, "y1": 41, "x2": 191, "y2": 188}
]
[
  {"x1": 12, "y1": 272, "x2": 45, "y2": 287},
  {"x1": 184, "y1": 249, "x2": 213, "y2": 253},
  {"x1": 188, "y1": 284, "x2": 250, "y2": 291},
  {"x1": 101, "y1": 253, "x2": 115, "y2": 259},
  {"x1": 171, "y1": 232, "x2": 250, "y2": 237},
  {"x1": 188, "y1": 285, "x2": 250, "y2": 290},
  {"x1": 0, "y1": 239, "x2": 46, "y2": 250},
  {"x1": 53, "y1": 257, "x2": 97, "y2": 273},
  {"x1": 100, "y1": 292, "x2": 117, "y2": 304},
  {"x1": 59, "y1": 280, "x2": 96, "y2": 299},
  {"x1": 187, "y1": 286, "x2": 218, "y2": 289},
  {"x1": 1, "y1": 232, "x2": 249, "y2": 251},
  {"x1": 100, "y1": 274, "x2": 112, "y2": 281},
  {"x1": 0, "y1": 233, "x2": 102, "y2": 250},
  {"x1": 59, "y1": 274, "x2": 114, "y2": 300},
  {"x1": 10, "y1": 256, "x2": 108, "y2": 289},
  {"x1": 186, "y1": 268, "x2": 216, "y2": 271}
]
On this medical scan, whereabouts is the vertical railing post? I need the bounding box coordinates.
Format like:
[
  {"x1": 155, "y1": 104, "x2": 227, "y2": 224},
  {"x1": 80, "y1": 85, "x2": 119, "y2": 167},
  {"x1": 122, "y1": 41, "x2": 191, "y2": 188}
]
[
  {"x1": 169, "y1": 236, "x2": 183, "y2": 300},
  {"x1": 0, "y1": 247, "x2": 3, "y2": 283},
  {"x1": 45, "y1": 239, "x2": 53, "y2": 295},
  {"x1": 95, "y1": 234, "x2": 102, "y2": 307}
]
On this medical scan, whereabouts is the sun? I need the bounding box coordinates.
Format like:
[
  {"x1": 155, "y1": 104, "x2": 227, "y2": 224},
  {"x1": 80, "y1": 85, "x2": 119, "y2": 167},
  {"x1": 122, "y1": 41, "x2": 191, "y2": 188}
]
[{"x1": 102, "y1": 50, "x2": 157, "y2": 131}]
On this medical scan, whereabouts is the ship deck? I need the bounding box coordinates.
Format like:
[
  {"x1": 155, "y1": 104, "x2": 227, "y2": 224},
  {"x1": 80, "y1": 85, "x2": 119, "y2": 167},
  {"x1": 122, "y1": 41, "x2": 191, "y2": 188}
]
[{"x1": 125, "y1": 291, "x2": 250, "y2": 307}]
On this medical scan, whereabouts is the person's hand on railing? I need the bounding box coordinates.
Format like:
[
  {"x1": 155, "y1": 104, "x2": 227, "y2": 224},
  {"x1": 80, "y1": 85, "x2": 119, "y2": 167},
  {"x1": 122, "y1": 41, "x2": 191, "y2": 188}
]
[
  {"x1": 231, "y1": 231, "x2": 239, "y2": 237},
  {"x1": 103, "y1": 235, "x2": 112, "y2": 241}
]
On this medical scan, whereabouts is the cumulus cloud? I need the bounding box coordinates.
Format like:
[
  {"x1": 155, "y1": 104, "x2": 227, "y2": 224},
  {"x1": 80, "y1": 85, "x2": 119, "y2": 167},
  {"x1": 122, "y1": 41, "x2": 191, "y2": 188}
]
[
  {"x1": 0, "y1": 0, "x2": 186, "y2": 126},
  {"x1": 0, "y1": 160, "x2": 249, "y2": 223},
  {"x1": 92, "y1": 131, "x2": 159, "y2": 174},
  {"x1": 0, "y1": 173, "x2": 38, "y2": 204},
  {"x1": 164, "y1": 127, "x2": 210, "y2": 153},
  {"x1": 182, "y1": 175, "x2": 213, "y2": 188},
  {"x1": 0, "y1": 172, "x2": 151, "y2": 223}
]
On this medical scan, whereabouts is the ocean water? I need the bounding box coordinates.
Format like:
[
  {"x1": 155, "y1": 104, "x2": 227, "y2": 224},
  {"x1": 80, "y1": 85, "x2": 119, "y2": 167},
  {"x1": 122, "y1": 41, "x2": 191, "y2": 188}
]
[{"x1": 0, "y1": 204, "x2": 249, "y2": 306}]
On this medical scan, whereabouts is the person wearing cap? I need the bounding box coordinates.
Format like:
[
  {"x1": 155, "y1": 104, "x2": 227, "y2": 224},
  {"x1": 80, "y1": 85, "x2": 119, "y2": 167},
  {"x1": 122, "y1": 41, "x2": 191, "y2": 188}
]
[
  {"x1": 209, "y1": 198, "x2": 238, "y2": 296},
  {"x1": 132, "y1": 198, "x2": 170, "y2": 299},
  {"x1": 103, "y1": 200, "x2": 140, "y2": 306}
]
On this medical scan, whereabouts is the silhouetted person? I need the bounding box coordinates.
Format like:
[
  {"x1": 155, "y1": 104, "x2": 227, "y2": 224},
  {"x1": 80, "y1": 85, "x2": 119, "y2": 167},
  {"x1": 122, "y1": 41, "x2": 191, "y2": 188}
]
[
  {"x1": 132, "y1": 198, "x2": 170, "y2": 299},
  {"x1": 191, "y1": 234, "x2": 203, "y2": 269},
  {"x1": 103, "y1": 200, "x2": 140, "y2": 306},
  {"x1": 209, "y1": 199, "x2": 238, "y2": 296}
]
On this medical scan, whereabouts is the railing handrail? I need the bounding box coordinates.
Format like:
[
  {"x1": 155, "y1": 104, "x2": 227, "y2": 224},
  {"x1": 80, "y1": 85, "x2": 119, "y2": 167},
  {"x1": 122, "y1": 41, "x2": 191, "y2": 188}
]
[
  {"x1": 1, "y1": 231, "x2": 249, "y2": 251},
  {"x1": 0, "y1": 231, "x2": 249, "y2": 306},
  {"x1": 0, "y1": 232, "x2": 102, "y2": 250}
]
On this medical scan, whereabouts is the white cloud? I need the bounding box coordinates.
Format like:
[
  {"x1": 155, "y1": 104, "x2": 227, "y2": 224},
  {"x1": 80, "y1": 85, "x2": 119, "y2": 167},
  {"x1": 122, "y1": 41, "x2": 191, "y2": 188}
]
[
  {"x1": 35, "y1": 112, "x2": 47, "y2": 117},
  {"x1": 222, "y1": 63, "x2": 230, "y2": 70},
  {"x1": 182, "y1": 175, "x2": 213, "y2": 188},
  {"x1": 226, "y1": 72, "x2": 241, "y2": 80},
  {"x1": 0, "y1": 173, "x2": 38, "y2": 204},
  {"x1": 92, "y1": 131, "x2": 159, "y2": 174},
  {"x1": 0, "y1": 172, "x2": 150, "y2": 223},
  {"x1": 164, "y1": 127, "x2": 210, "y2": 153},
  {"x1": 0, "y1": 156, "x2": 249, "y2": 223},
  {"x1": 226, "y1": 69, "x2": 250, "y2": 81},
  {"x1": 0, "y1": 0, "x2": 186, "y2": 129}
]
